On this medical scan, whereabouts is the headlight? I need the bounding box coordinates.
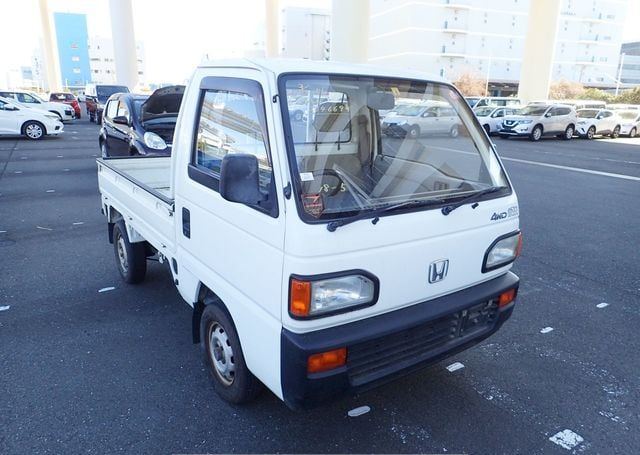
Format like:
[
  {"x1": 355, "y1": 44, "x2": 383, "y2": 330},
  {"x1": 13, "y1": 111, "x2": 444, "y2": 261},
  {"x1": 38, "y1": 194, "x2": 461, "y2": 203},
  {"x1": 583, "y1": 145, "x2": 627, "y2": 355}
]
[
  {"x1": 289, "y1": 273, "x2": 378, "y2": 318},
  {"x1": 483, "y1": 232, "x2": 522, "y2": 272},
  {"x1": 45, "y1": 114, "x2": 59, "y2": 120},
  {"x1": 144, "y1": 132, "x2": 167, "y2": 150},
  {"x1": 519, "y1": 120, "x2": 533, "y2": 124},
  {"x1": 396, "y1": 120, "x2": 408, "y2": 126}
]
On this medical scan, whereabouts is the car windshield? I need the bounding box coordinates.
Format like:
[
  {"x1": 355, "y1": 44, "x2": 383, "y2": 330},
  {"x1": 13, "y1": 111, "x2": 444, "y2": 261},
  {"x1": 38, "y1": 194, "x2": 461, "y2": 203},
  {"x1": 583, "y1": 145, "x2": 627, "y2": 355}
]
[
  {"x1": 29, "y1": 92, "x2": 47, "y2": 102},
  {"x1": 466, "y1": 98, "x2": 480, "y2": 107},
  {"x1": 97, "y1": 85, "x2": 129, "y2": 102},
  {"x1": 577, "y1": 109, "x2": 599, "y2": 118},
  {"x1": 280, "y1": 74, "x2": 509, "y2": 222},
  {"x1": 518, "y1": 105, "x2": 549, "y2": 116},
  {"x1": 474, "y1": 107, "x2": 494, "y2": 117},
  {"x1": 618, "y1": 111, "x2": 639, "y2": 120}
]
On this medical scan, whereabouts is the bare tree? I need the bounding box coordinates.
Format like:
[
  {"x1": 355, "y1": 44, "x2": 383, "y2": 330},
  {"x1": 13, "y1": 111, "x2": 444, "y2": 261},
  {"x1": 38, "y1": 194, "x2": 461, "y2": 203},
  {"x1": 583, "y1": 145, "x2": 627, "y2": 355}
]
[
  {"x1": 548, "y1": 80, "x2": 584, "y2": 100},
  {"x1": 453, "y1": 73, "x2": 487, "y2": 96}
]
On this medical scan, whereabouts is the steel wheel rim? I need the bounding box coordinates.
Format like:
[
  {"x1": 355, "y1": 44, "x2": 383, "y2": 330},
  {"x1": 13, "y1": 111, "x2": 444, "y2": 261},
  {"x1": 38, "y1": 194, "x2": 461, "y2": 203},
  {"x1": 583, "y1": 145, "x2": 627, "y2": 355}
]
[
  {"x1": 26, "y1": 124, "x2": 42, "y2": 139},
  {"x1": 116, "y1": 235, "x2": 128, "y2": 273},
  {"x1": 587, "y1": 127, "x2": 594, "y2": 139},
  {"x1": 566, "y1": 127, "x2": 573, "y2": 139},
  {"x1": 208, "y1": 323, "x2": 235, "y2": 386},
  {"x1": 533, "y1": 128, "x2": 541, "y2": 140}
]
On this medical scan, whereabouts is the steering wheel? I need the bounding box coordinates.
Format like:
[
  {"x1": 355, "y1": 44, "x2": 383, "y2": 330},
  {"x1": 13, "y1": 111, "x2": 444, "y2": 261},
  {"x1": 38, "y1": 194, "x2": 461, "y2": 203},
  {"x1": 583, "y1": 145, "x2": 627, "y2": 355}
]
[{"x1": 310, "y1": 169, "x2": 345, "y2": 196}]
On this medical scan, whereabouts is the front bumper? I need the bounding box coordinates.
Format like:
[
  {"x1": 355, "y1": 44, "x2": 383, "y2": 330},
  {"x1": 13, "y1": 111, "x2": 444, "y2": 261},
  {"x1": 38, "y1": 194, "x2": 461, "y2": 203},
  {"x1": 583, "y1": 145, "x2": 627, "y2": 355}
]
[
  {"x1": 281, "y1": 271, "x2": 519, "y2": 409},
  {"x1": 499, "y1": 124, "x2": 532, "y2": 136}
]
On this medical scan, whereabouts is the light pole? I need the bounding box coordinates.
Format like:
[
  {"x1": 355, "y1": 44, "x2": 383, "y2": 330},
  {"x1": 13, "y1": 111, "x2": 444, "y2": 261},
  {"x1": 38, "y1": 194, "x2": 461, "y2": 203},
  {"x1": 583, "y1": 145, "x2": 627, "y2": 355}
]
[{"x1": 615, "y1": 53, "x2": 625, "y2": 97}]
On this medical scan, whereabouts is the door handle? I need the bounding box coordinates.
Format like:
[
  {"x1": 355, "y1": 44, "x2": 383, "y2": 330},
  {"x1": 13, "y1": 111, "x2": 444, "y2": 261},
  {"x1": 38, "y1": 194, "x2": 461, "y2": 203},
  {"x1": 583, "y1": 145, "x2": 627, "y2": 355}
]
[{"x1": 182, "y1": 207, "x2": 190, "y2": 238}]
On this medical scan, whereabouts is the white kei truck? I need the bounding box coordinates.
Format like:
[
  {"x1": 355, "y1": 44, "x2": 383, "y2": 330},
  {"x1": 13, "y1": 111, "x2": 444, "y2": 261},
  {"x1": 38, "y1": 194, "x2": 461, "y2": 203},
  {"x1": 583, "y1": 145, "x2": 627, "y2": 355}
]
[{"x1": 97, "y1": 59, "x2": 522, "y2": 409}]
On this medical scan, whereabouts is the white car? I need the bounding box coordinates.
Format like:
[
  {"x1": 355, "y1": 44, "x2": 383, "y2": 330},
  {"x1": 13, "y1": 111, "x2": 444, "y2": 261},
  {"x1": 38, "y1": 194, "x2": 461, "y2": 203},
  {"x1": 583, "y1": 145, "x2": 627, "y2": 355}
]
[
  {"x1": 499, "y1": 103, "x2": 577, "y2": 141},
  {"x1": 617, "y1": 110, "x2": 640, "y2": 138},
  {"x1": 575, "y1": 108, "x2": 621, "y2": 139},
  {"x1": 0, "y1": 89, "x2": 74, "y2": 122},
  {"x1": 474, "y1": 106, "x2": 519, "y2": 135},
  {"x1": 0, "y1": 96, "x2": 64, "y2": 140}
]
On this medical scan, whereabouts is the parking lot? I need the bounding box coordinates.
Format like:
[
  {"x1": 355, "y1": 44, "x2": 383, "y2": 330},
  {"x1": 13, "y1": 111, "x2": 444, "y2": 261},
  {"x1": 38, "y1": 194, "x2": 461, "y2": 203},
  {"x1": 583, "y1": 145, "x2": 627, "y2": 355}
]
[{"x1": 1, "y1": 111, "x2": 639, "y2": 454}]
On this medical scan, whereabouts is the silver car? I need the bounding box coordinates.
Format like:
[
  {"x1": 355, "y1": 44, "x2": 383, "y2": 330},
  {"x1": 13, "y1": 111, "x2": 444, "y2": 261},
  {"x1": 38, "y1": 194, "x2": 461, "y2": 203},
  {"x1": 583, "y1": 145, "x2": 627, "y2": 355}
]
[
  {"x1": 499, "y1": 104, "x2": 577, "y2": 141},
  {"x1": 381, "y1": 102, "x2": 462, "y2": 139}
]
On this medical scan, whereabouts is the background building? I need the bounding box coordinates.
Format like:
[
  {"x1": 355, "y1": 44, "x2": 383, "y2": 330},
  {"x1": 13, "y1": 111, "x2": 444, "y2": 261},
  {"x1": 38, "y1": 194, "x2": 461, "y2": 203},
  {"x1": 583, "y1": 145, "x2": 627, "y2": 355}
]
[
  {"x1": 88, "y1": 36, "x2": 146, "y2": 85},
  {"x1": 620, "y1": 41, "x2": 640, "y2": 85},
  {"x1": 368, "y1": 0, "x2": 630, "y2": 93},
  {"x1": 52, "y1": 12, "x2": 91, "y2": 90},
  {"x1": 280, "y1": 7, "x2": 331, "y2": 60}
]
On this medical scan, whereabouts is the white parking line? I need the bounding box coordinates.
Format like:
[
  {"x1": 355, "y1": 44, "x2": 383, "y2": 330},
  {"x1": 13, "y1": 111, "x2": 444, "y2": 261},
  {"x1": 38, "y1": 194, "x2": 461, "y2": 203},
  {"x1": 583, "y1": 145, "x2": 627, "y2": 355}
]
[{"x1": 501, "y1": 156, "x2": 640, "y2": 181}]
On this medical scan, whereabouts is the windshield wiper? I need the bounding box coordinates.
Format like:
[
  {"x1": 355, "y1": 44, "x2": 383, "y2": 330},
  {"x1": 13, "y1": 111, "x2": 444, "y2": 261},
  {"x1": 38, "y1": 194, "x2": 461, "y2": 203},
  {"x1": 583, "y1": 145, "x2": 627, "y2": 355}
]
[
  {"x1": 440, "y1": 186, "x2": 508, "y2": 216},
  {"x1": 326, "y1": 199, "x2": 441, "y2": 232}
]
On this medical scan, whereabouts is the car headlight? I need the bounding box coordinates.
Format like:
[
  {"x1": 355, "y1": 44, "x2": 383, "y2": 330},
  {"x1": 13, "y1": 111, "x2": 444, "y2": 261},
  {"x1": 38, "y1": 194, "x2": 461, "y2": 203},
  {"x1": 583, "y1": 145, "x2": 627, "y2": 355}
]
[
  {"x1": 144, "y1": 132, "x2": 167, "y2": 150},
  {"x1": 289, "y1": 273, "x2": 378, "y2": 318},
  {"x1": 45, "y1": 114, "x2": 59, "y2": 120},
  {"x1": 483, "y1": 231, "x2": 522, "y2": 272},
  {"x1": 396, "y1": 120, "x2": 408, "y2": 126},
  {"x1": 519, "y1": 120, "x2": 533, "y2": 124}
]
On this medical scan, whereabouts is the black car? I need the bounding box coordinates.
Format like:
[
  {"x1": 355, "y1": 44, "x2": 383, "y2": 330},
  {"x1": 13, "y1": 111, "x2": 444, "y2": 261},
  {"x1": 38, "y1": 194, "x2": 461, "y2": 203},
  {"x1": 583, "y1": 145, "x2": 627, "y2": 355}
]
[{"x1": 99, "y1": 86, "x2": 184, "y2": 157}]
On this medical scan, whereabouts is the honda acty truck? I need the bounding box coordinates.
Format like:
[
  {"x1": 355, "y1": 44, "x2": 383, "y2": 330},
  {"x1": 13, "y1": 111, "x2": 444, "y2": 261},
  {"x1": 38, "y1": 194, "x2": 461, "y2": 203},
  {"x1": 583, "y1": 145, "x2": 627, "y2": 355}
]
[{"x1": 97, "y1": 59, "x2": 522, "y2": 409}]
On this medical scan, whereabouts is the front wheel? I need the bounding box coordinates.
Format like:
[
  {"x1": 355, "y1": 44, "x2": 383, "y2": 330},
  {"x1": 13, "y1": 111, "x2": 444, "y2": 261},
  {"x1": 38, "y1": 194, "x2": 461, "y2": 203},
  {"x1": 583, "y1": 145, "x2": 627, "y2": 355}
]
[
  {"x1": 201, "y1": 304, "x2": 263, "y2": 404},
  {"x1": 450, "y1": 124, "x2": 460, "y2": 138},
  {"x1": 586, "y1": 126, "x2": 595, "y2": 140},
  {"x1": 23, "y1": 121, "x2": 45, "y2": 140},
  {"x1": 563, "y1": 125, "x2": 574, "y2": 140},
  {"x1": 100, "y1": 141, "x2": 109, "y2": 158},
  {"x1": 630, "y1": 127, "x2": 637, "y2": 138},
  {"x1": 483, "y1": 124, "x2": 491, "y2": 135},
  {"x1": 529, "y1": 125, "x2": 543, "y2": 141},
  {"x1": 610, "y1": 126, "x2": 620, "y2": 139},
  {"x1": 112, "y1": 221, "x2": 146, "y2": 284},
  {"x1": 407, "y1": 125, "x2": 420, "y2": 139}
]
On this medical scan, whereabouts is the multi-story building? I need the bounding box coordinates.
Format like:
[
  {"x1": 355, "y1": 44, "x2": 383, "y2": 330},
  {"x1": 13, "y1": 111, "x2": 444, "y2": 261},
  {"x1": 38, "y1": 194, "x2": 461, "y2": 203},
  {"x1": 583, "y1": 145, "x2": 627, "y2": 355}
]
[
  {"x1": 88, "y1": 37, "x2": 146, "y2": 85},
  {"x1": 620, "y1": 42, "x2": 640, "y2": 85},
  {"x1": 280, "y1": 7, "x2": 331, "y2": 60},
  {"x1": 368, "y1": 0, "x2": 630, "y2": 91},
  {"x1": 52, "y1": 12, "x2": 91, "y2": 90}
]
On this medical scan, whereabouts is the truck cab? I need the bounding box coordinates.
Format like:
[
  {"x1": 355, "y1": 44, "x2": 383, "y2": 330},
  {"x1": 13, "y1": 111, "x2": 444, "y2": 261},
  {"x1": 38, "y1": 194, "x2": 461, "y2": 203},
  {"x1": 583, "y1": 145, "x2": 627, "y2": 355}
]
[{"x1": 97, "y1": 59, "x2": 521, "y2": 409}]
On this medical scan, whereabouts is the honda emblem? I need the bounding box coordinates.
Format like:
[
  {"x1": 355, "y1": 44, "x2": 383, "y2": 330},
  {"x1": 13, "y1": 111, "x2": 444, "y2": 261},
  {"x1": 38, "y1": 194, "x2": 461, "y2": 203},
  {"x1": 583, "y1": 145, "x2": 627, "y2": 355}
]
[{"x1": 428, "y1": 259, "x2": 449, "y2": 283}]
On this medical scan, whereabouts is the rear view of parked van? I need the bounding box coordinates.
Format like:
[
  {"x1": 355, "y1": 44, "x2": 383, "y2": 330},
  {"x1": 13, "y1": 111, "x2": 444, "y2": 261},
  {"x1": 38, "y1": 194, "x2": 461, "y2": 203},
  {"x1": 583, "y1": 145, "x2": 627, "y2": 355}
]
[{"x1": 97, "y1": 59, "x2": 522, "y2": 409}]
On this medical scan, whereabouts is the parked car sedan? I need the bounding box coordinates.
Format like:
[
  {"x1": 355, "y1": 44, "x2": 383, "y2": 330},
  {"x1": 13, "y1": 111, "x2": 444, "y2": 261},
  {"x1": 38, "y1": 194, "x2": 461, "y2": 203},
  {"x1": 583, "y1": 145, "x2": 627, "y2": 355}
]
[
  {"x1": 617, "y1": 110, "x2": 640, "y2": 138},
  {"x1": 49, "y1": 92, "x2": 81, "y2": 119},
  {"x1": 381, "y1": 102, "x2": 461, "y2": 138},
  {"x1": 575, "y1": 109, "x2": 621, "y2": 139},
  {"x1": 0, "y1": 96, "x2": 64, "y2": 140},
  {"x1": 499, "y1": 104, "x2": 576, "y2": 141},
  {"x1": 0, "y1": 89, "x2": 74, "y2": 122},
  {"x1": 474, "y1": 106, "x2": 519, "y2": 135},
  {"x1": 99, "y1": 85, "x2": 184, "y2": 157},
  {"x1": 85, "y1": 84, "x2": 130, "y2": 123}
]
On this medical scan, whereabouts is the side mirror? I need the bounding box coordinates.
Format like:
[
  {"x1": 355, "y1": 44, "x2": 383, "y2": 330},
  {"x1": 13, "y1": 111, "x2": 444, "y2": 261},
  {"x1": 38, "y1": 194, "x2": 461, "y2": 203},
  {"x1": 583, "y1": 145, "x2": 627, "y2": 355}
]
[
  {"x1": 4, "y1": 103, "x2": 19, "y2": 111},
  {"x1": 545, "y1": 112, "x2": 552, "y2": 117},
  {"x1": 219, "y1": 154, "x2": 267, "y2": 205},
  {"x1": 112, "y1": 115, "x2": 129, "y2": 125}
]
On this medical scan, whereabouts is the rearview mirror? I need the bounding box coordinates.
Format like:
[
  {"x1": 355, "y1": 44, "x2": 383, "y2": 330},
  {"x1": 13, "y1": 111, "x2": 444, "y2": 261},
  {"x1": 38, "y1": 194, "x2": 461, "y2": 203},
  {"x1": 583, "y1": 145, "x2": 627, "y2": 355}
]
[
  {"x1": 112, "y1": 115, "x2": 129, "y2": 125},
  {"x1": 219, "y1": 154, "x2": 267, "y2": 205},
  {"x1": 367, "y1": 91, "x2": 395, "y2": 110}
]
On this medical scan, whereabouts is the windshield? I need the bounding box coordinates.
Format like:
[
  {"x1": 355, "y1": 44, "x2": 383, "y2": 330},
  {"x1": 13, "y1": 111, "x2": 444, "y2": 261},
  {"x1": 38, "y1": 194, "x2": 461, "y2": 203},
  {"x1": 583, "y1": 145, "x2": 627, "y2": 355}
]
[
  {"x1": 280, "y1": 74, "x2": 509, "y2": 222},
  {"x1": 577, "y1": 109, "x2": 599, "y2": 118},
  {"x1": 466, "y1": 98, "x2": 480, "y2": 107},
  {"x1": 28, "y1": 92, "x2": 46, "y2": 102},
  {"x1": 518, "y1": 105, "x2": 549, "y2": 116},
  {"x1": 474, "y1": 107, "x2": 494, "y2": 117},
  {"x1": 619, "y1": 111, "x2": 639, "y2": 120},
  {"x1": 97, "y1": 85, "x2": 129, "y2": 102}
]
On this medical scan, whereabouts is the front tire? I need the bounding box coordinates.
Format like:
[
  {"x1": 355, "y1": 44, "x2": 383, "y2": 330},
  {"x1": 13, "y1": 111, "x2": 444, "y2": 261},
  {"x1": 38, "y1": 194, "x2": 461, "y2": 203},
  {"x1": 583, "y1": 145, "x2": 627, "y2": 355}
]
[
  {"x1": 201, "y1": 304, "x2": 263, "y2": 404},
  {"x1": 450, "y1": 124, "x2": 460, "y2": 138},
  {"x1": 483, "y1": 124, "x2": 491, "y2": 135},
  {"x1": 112, "y1": 221, "x2": 146, "y2": 284},
  {"x1": 630, "y1": 127, "x2": 637, "y2": 138},
  {"x1": 407, "y1": 125, "x2": 420, "y2": 139},
  {"x1": 23, "y1": 121, "x2": 45, "y2": 140},
  {"x1": 100, "y1": 141, "x2": 109, "y2": 158},
  {"x1": 586, "y1": 126, "x2": 595, "y2": 140},
  {"x1": 529, "y1": 125, "x2": 543, "y2": 141}
]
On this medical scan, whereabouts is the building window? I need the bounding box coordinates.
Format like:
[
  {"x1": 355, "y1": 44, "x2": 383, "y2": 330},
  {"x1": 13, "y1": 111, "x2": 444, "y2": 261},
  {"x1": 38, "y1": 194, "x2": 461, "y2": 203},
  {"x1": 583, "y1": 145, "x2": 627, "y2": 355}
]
[
  {"x1": 71, "y1": 56, "x2": 80, "y2": 62},
  {"x1": 72, "y1": 68, "x2": 81, "y2": 74}
]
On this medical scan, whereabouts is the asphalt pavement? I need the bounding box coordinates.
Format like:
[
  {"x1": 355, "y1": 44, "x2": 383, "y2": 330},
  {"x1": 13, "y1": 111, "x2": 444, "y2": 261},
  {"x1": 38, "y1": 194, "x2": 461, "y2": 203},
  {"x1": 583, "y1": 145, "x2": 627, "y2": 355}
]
[{"x1": 1, "y1": 113, "x2": 639, "y2": 454}]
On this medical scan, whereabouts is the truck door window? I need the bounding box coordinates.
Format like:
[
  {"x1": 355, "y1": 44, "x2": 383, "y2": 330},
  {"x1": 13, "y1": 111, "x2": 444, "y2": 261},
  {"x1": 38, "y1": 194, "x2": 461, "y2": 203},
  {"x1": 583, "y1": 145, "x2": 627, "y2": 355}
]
[{"x1": 189, "y1": 81, "x2": 277, "y2": 216}]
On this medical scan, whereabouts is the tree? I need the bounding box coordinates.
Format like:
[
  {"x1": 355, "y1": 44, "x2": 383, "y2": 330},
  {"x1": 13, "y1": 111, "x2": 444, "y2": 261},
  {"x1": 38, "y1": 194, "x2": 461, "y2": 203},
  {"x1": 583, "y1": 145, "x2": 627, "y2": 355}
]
[
  {"x1": 615, "y1": 87, "x2": 640, "y2": 104},
  {"x1": 453, "y1": 73, "x2": 487, "y2": 96},
  {"x1": 548, "y1": 80, "x2": 584, "y2": 100},
  {"x1": 578, "y1": 88, "x2": 613, "y2": 102}
]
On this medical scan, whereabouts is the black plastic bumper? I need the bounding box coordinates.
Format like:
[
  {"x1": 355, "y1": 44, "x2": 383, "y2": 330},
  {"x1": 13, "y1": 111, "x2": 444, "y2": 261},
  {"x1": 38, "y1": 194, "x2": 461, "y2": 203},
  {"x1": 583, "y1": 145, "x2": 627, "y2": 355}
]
[{"x1": 281, "y1": 271, "x2": 519, "y2": 409}]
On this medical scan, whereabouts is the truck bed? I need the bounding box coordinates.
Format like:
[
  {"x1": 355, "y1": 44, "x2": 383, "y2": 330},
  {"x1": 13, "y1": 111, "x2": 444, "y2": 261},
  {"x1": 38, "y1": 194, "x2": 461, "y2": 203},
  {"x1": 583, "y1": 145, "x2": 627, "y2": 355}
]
[{"x1": 97, "y1": 157, "x2": 176, "y2": 256}]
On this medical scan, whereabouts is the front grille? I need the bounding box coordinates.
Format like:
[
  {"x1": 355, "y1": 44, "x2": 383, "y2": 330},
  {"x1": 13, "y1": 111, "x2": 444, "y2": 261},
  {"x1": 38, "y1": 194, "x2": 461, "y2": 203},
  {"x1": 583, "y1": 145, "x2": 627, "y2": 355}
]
[{"x1": 347, "y1": 300, "x2": 499, "y2": 386}]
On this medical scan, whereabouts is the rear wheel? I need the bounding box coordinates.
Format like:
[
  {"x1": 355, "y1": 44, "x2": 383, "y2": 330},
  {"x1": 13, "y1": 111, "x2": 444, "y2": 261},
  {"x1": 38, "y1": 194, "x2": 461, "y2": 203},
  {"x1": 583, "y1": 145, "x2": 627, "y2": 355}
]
[
  {"x1": 563, "y1": 124, "x2": 574, "y2": 140},
  {"x1": 201, "y1": 304, "x2": 263, "y2": 404},
  {"x1": 630, "y1": 127, "x2": 637, "y2": 138},
  {"x1": 610, "y1": 125, "x2": 620, "y2": 139},
  {"x1": 529, "y1": 125, "x2": 543, "y2": 141},
  {"x1": 112, "y1": 221, "x2": 146, "y2": 284},
  {"x1": 449, "y1": 124, "x2": 459, "y2": 138},
  {"x1": 23, "y1": 121, "x2": 45, "y2": 140}
]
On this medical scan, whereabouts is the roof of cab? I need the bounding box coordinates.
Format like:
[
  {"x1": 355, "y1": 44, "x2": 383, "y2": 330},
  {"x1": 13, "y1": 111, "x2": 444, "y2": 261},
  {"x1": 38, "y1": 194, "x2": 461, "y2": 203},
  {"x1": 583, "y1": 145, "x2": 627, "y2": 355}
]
[{"x1": 197, "y1": 58, "x2": 449, "y2": 84}]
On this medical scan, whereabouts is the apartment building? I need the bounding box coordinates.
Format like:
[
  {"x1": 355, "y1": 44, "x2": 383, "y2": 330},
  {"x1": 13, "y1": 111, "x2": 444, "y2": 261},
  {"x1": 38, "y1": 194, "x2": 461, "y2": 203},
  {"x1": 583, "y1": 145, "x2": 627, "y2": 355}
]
[
  {"x1": 88, "y1": 37, "x2": 146, "y2": 85},
  {"x1": 368, "y1": 0, "x2": 630, "y2": 87}
]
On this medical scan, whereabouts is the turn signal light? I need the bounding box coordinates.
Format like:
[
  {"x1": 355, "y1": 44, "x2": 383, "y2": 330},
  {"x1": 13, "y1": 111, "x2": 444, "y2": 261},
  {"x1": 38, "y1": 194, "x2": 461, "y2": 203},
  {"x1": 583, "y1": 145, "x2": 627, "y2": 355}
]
[
  {"x1": 307, "y1": 348, "x2": 347, "y2": 374},
  {"x1": 290, "y1": 279, "x2": 311, "y2": 317},
  {"x1": 499, "y1": 288, "x2": 517, "y2": 307}
]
